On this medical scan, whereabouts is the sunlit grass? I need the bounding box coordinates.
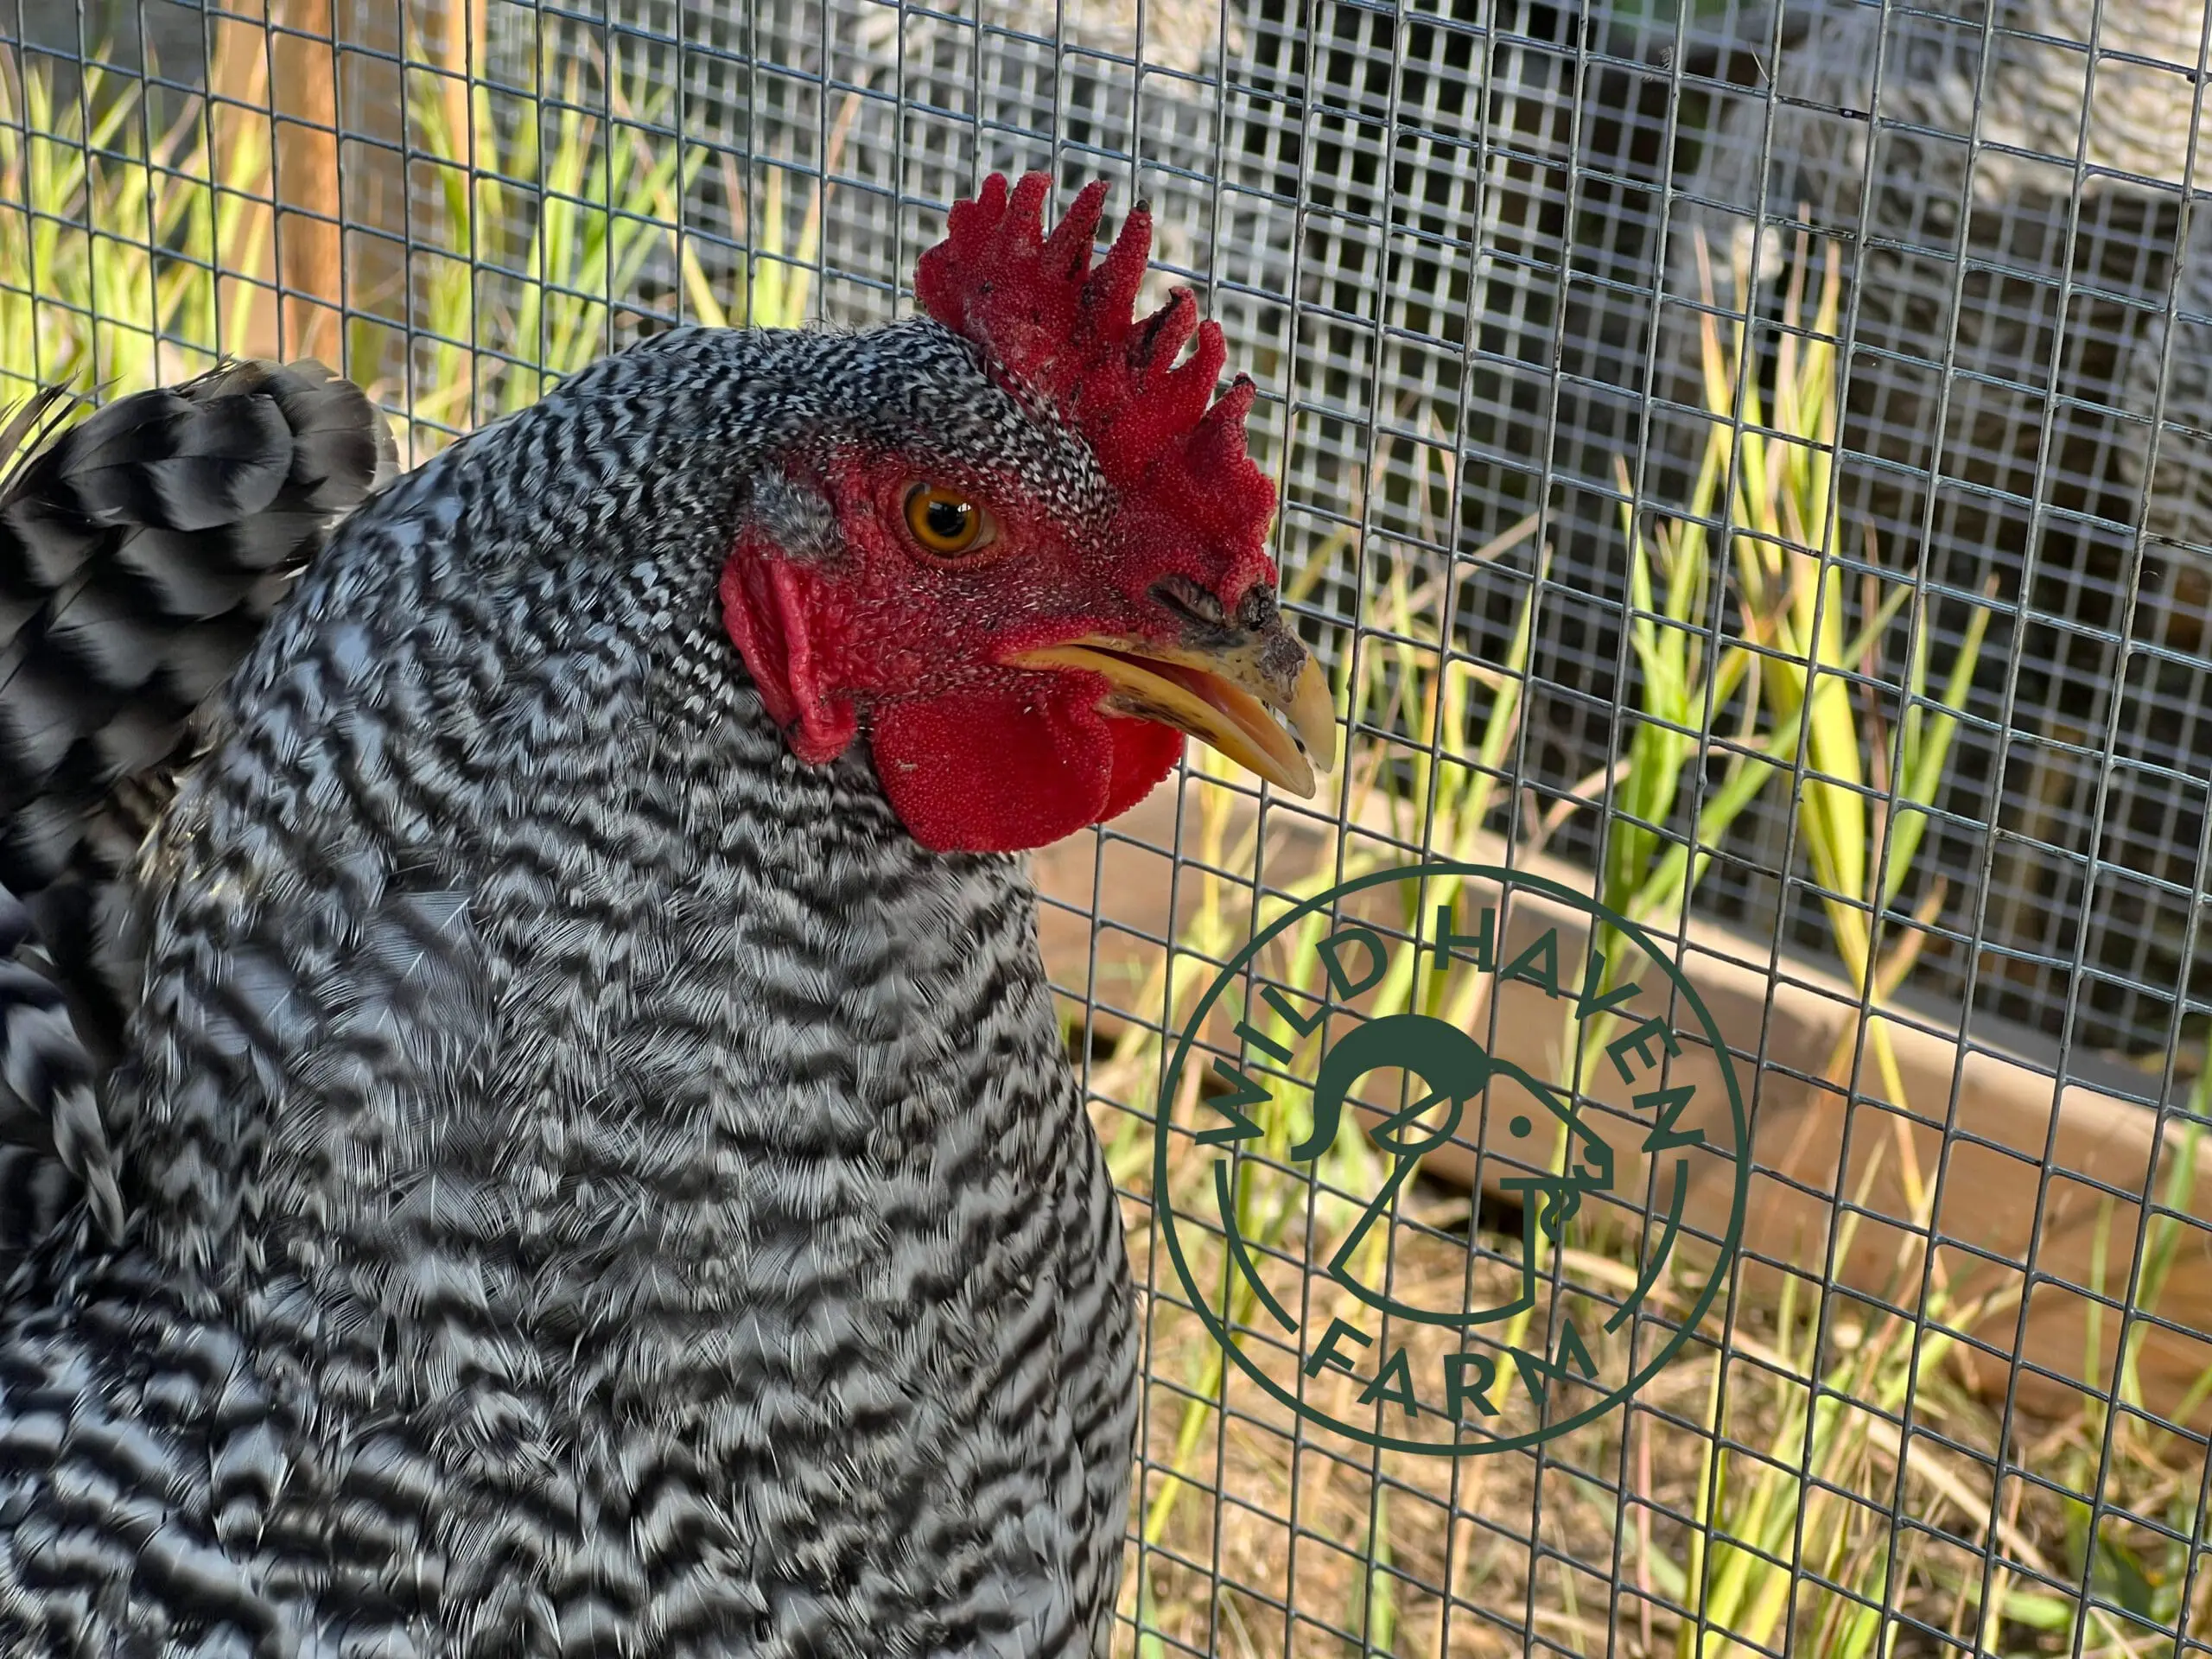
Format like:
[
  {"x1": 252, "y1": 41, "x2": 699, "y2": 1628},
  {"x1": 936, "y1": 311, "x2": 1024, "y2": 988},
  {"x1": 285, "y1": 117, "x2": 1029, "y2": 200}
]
[
  {"x1": 387, "y1": 14, "x2": 831, "y2": 452},
  {"x1": 0, "y1": 51, "x2": 273, "y2": 406},
  {"x1": 1, "y1": 28, "x2": 829, "y2": 456}
]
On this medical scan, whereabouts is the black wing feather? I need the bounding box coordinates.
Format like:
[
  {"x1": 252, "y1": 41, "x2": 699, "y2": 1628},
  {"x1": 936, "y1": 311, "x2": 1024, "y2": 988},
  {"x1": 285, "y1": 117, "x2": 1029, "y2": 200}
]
[{"x1": 0, "y1": 358, "x2": 397, "y2": 1243}]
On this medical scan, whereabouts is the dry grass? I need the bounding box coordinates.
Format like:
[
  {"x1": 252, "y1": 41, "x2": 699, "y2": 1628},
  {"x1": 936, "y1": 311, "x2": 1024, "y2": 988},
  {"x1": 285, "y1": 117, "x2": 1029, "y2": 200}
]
[{"x1": 1109, "y1": 1158, "x2": 2212, "y2": 1658}]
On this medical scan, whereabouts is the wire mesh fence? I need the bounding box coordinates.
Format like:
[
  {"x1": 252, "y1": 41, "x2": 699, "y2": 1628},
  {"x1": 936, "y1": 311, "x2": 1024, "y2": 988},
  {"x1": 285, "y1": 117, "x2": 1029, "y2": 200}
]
[{"x1": 7, "y1": 0, "x2": 2212, "y2": 1651}]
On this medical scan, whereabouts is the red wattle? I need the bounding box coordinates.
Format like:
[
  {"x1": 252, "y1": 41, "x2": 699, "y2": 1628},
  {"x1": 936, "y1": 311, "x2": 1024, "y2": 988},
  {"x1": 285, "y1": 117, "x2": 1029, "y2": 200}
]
[
  {"x1": 1100, "y1": 717, "x2": 1185, "y2": 823},
  {"x1": 869, "y1": 685, "x2": 1182, "y2": 854}
]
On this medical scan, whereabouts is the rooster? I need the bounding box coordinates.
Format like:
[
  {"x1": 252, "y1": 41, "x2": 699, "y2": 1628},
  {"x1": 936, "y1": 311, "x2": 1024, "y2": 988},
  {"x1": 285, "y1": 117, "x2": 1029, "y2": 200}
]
[{"x1": 0, "y1": 173, "x2": 1332, "y2": 1657}]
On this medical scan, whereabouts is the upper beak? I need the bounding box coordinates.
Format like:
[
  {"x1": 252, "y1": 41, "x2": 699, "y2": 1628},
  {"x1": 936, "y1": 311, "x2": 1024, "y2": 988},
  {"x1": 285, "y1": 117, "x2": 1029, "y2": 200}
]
[{"x1": 1007, "y1": 619, "x2": 1338, "y2": 798}]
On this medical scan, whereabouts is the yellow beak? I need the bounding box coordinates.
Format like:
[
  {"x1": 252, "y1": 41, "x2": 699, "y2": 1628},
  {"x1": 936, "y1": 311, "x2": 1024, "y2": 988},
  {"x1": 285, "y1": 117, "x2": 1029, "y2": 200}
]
[{"x1": 1007, "y1": 631, "x2": 1338, "y2": 798}]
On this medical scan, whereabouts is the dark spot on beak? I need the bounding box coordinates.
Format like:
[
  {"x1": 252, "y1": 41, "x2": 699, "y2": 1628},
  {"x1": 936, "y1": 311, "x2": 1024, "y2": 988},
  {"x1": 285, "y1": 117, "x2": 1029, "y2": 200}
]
[
  {"x1": 1235, "y1": 583, "x2": 1280, "y2": 632},
  {"x1": 1231, "y1": 586, "x2": 1307, "y2": 685}
]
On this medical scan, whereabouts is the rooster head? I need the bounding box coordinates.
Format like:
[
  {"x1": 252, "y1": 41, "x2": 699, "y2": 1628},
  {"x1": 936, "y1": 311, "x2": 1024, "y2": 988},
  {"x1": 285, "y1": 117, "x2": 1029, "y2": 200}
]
[{"x1": 720, "y1": 171, "x2": 1335, "y2": 855}]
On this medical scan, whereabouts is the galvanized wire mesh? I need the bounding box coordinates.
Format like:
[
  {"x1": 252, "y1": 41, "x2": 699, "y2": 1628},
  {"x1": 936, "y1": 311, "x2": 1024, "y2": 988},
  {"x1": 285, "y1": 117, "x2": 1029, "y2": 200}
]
[{"x1": 8, "y1": 0, "x2": 2212, "y2": 1651}]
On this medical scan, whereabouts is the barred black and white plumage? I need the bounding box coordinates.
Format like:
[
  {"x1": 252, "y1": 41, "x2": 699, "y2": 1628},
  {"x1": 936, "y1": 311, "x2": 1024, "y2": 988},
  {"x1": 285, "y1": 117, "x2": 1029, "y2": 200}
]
[{"x1": 0, "y1": 175, "x2": 1328, "y2": 1657}]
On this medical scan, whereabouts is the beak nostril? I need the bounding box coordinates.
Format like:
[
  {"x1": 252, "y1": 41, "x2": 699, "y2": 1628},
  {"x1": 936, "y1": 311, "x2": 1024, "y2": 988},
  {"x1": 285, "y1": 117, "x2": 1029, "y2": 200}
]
[
  {"x1": 1149, "y1": 575, "x2": 1294, "y2": 643},
  {"x1": 1149, "y1": 574, "x2": 1229, "y2": 631}
]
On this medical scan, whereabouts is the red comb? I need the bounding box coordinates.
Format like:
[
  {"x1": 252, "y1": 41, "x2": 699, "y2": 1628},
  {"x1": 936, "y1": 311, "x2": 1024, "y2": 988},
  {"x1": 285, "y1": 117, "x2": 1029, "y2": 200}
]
[{"x1": 914, "y1": 172, "x2": 1276, "y2": 551}]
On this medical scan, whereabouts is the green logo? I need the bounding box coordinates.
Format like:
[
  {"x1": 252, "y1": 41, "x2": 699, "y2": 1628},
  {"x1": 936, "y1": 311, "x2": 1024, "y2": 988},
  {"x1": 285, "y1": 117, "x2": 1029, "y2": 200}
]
[{"x1": 1154, "y1": 863, "x2": 1749, "y2": 1457}]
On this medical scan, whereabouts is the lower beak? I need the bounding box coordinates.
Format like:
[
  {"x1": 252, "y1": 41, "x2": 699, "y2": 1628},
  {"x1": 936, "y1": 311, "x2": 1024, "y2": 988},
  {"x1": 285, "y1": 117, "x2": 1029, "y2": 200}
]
[{"x1": 1007, "y1": 627, "x2": 1338, "y2": 798}]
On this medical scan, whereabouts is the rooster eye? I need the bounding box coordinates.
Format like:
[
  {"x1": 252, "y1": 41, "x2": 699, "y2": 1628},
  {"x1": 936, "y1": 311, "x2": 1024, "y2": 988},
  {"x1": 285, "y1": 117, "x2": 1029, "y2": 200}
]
[{"x1": 903, "y1": 485, "x2": 995, "y2": 556}]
